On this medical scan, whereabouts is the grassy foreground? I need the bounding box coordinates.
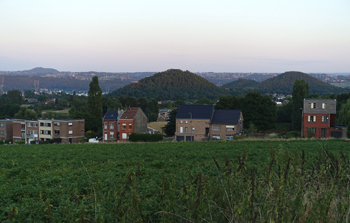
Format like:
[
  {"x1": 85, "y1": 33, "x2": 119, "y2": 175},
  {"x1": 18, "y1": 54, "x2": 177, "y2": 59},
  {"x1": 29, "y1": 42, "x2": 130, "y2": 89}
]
[{"x1": 1, "y1": 140, "x2": 350, "y2": 222}]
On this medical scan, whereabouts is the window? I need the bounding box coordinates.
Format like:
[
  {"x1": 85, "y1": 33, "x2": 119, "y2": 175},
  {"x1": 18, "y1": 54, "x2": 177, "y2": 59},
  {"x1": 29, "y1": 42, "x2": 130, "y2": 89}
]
[
  {"x1": 110, "y1": 132, "x2": 114, "y2": 138},
  {"x1": 212, "y1": 125, "x2": 220, "y2": 131},
  {"x1": 68, "y1": 130, "x2": 73, "y2": 135},
  {"x1": 226, "y1": 126, "x2": 235, "y2": 131},
  {"x1": 40, "y1": 122, "x2": 44, "y2": 126},
  {"x1": 180, "y1": 127, "x2": 183, "y2": 133},
  {"x1": 104, "y1": 123, "x2": 107, "y2": 129},
  {"x1": 322, "y1": 103, "x2": 327, "y2": 109},
  {"x1": 192, "y1": 127, "x2": 195, "y2": 131},
  {"x1": 322, "y1": 116, "x2": 327, "y2": 123},
  {"x1": 27, "y1": 123, "x2": 32, "y2": 127},
  {"x1": 309, "y1": 103, "x2": 316, "y2": 109},
  {"x1": 129, "y1": 123, "x2": 132, "y2": 130},
  {"x1": 68, "y1": 123, "x2": 72, "y2": 126},
  {"x1": 54, "y1": 122, "x2": 60, "y2": 126},
  {"x1": 205, "y1": 121, "x2": 209, "y2": 124},
  {"x1": 0, "y1": 123, "x2": 4, "y2": 127},
  {"x1": 47, "y1": 131, "x2": 51, "y2": 135},
  {"x1": 34, "y1": 123, "x2": 38, "y2": 127},
  {"x1": 308, "y1": 116, "x2": 316, "y2": 122},
  {"x1": 180, "y1": 120, "x2": 183, "y2": 124},
  {"x1": 21, "y1": 124, "x2": 25, "y2": 130},
  {"x1": 21, "y1": 132, "x2": 25, "y2": 138},
  {"x1": 185, "y1": 121, "x2": 188, "y2": 124},
  {"x1": 122, "y1": 133, "x2": 127, "y2": 139},
  {"x1": 110, "y1": 123, "x2": 114, "y2": 130},
  {"x1": 47, "y1": 123, "x2": 51, "y2": 127},
  {"x1": 122, "y1": 123, "x2": 126, "y2": 130},
  {"x1": 185, "y1": 127, "x2": 188, "y2": 133},
  {"x1": 0, "y1": 131, "x2": 5, "y2": 135}
]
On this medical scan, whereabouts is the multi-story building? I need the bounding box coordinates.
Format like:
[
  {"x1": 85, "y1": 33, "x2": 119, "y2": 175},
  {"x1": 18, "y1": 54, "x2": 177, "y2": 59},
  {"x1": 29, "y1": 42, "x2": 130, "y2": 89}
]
[
  {"x1": 302, "y1": 99, "x2": 347, "y2": 138},
  {"x1": 39, "y1": 120, "x2": 53, "y2": 142},
  {"x1": 26, "y1": 120, "x2": 39, "y2": 144},
  {"x1": 175, "y1": 105, "x2": 214, "y2": 142},
  {"x1": 209, "y1": 110, "x2": 243, "y2": 140},
  {"x1": 0, "y1": 119, "x2": 13, "y2": 142},
  {"x1": 52, "y1": 119, "x2": 85, "y2": 144},
  {"x1": 175, "y1": 105, "x2": 244, "y2": 142},
  {"x1": 119, "y1": 107, "x2": 147, "y2": 141},
  {"x1": 103, "y1": 110, "x2": 119, "y2": 141},
  {"x1": 12, "y1": 119, "x2": 26, "y2": 143}
]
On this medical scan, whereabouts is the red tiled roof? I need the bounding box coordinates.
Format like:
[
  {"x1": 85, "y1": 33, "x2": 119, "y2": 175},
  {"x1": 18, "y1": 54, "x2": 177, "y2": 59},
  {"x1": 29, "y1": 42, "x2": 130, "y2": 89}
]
[{"x1": 120, "y1": 107, "x2": 139, "y2": 119}]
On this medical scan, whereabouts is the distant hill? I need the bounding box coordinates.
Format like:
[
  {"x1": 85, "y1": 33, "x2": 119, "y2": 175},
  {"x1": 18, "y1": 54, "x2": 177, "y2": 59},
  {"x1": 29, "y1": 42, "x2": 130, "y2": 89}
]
[
  {"x1": 221, "y1": 78, "x2": 259, "y2": 92},
  {"x1": 258, "y1": 71, "x2": 348, "y2": 95},
  {"x1": 221, "y1": 71, "x2": 349, "y2": 95},
  {"x1": 22, "y1": 67, "x2": 59, "y2": 74},
  {"x1": 109, "y1": 69, "x2": 228, "y2": 100}
]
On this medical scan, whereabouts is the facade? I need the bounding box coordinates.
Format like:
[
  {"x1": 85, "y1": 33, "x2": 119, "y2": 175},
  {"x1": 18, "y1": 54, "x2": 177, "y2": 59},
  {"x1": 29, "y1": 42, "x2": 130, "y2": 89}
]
[
  {"x1": 175, "y1": 105, "x2": 214, "y2": 142},
  {"x1": 12, "y1": 120, "x2": 26, "y2": 143},
  {"x1": 0, "y1": 119, "x2": 13, "y2": 142},
  {"x1": 118, "y1": 107, "x2": 147, "y2": 141},
  {"x1": 209, "y1": 110, "x2": 244, "y2": 140},
  {"x1": 39, "y1": 120, "x2": 53, "y2": 141},
  {"x1": 26, "y1": 120, "x2": 39, "y2": 144},
  {"x1": 302, "y1": 99, "x2": 346, "y2": 138},
  {"x1": 52, "y1": 119, "x2": 85, "y2": 144},
  {"x1": 103, "y1": 110, "x2": 119, "y2": 141}
]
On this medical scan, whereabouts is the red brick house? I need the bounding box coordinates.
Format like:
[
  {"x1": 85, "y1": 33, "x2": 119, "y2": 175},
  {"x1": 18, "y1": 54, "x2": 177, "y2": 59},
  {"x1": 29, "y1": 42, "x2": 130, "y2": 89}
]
[
  {"x1": 302, "y1": 99, "x2": 347, "y2": 138},
  {"x1": 118, "y1": 107, "x2": 147, "y2": 141},
  {"x1": 102, "y1": 110, "x2": 119, "y2": 141}
]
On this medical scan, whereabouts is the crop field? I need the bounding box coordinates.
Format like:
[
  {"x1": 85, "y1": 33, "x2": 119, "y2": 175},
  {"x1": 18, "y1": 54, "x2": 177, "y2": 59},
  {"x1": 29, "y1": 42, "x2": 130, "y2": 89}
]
[{"x1": 1, "y1": 140, "x2": 350, "y2": 222}]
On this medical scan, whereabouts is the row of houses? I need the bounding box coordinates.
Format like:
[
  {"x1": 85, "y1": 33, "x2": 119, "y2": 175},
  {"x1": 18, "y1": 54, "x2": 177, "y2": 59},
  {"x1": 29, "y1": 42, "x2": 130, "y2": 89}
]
[{"x1": 0, "y1": 119, "x2": 85, "y2": 144}]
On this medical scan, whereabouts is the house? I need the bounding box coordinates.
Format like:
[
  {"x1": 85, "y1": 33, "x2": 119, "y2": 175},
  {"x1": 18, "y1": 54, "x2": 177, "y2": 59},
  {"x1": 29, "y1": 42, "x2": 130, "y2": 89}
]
[
  {"x1": 209, "y1": 110, "x2": 243, "y2": 140},
  {"x1": 103, "y1": 110, "x2": 119, "y2": 141},
  {"x1": 39, "y1": 120, "x2": 53, "y2": 142},
  {"x1": 118, "y1": 107, "x2": 147, "y2": 141},
  {"x1": 12, "y1": 119, "x2": 26, "y2": 143},
  {"x1": 26, "y1": 120, "x2": 39, "y2": 144},
  {"x1": 175, "y1": 105, "x2": 214, "y2": 142},
  {"x1": 302, "y1": 99, "x2": 347, "y2": 138},
  {"x1": 0, "y1": 119, "x2": 13, "y2": 142},
  {"x1": 52, "y1": 119, "x2": 85, "y2": 144}
]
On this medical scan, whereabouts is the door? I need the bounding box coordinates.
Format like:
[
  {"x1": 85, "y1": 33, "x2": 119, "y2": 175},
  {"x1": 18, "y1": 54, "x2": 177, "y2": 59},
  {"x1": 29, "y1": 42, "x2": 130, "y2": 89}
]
[
  {"x1": 104, "y1": 132, "x2": 107, "y2": 140},
  {"x1": 321, "y1": 128, "x2": 325, "y2": 138},
  {"x1": 186, "y1": 136, "x2": 194, "y2": 142},
  {"x1": 176, "y1": 136, "x2": 184, "y2": 142},
  {"x1": 69, "y1": 138, "x2": 73, "y2": 144}
]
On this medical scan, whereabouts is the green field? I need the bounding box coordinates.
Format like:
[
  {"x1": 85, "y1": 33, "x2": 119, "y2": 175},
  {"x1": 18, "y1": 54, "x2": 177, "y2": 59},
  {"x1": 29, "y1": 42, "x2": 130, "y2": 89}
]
[{"x1": 1, "y1": 140, "x2": 350, "y2": 222}]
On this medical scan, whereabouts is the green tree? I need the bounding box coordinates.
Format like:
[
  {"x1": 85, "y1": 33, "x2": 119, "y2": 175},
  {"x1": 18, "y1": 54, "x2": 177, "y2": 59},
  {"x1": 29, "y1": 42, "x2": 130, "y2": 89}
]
[
  {"x1": 88, "y1": 76, "x2": 102, "y2": 133},
  {"x1": 338, "y1": 99, "x2": 350, "y2": 137},
  {"x1": 162, "y1": 109, "x2": 177, "y2": 136},
  {"x1": 215, "y1": 95, "x2": 240, "y2": 110},
  {"x1": 291, "y1": 80, "x2": 309, "y2": 131},
  {"x1": 241, "y1": 92, "x2": 277, "y2": 131},
  {"x1": 6, "y1": 90, "x2": 23, "y2": 105},
  {"x1": 14, "y1": 107, "x2": 38, "y2": 120}
]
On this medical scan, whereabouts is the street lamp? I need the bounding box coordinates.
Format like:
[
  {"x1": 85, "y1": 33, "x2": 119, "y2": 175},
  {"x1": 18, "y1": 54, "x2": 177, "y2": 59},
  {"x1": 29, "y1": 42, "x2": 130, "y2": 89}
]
[{"x1": 189, "y1": 112, "x2": 192, "y2": 142}]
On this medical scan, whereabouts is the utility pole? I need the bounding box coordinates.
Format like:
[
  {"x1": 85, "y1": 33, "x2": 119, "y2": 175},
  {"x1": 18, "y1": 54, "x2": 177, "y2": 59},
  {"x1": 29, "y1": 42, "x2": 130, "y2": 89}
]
[
  {"x1": 189, "y1": 112, "x2": 192, "y2": 141},
  {"x1": 34, "y1": 80, "x2": 39, "y2": 93}
]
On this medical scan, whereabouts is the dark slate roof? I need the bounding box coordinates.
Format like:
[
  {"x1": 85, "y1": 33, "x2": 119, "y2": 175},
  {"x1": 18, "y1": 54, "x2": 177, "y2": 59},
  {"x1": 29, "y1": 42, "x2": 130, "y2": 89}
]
[
  {"x1": 103, "y1": 110, "x2": 119, "y2": 120},
  {"x1": 211, "y1": 110, "x2": 241, "y2": 124},
  {"x1": 176, "y1": 105, "x2": 214, "y2": 119}
]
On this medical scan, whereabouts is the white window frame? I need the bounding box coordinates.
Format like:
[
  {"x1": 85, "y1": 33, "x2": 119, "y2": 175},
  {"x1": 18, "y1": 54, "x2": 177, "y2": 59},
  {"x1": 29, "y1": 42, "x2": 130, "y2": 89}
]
[
  {"x1": 226, "y1": 125, "x2": 235, "y2": 131},
  {"x1": 308, "y1": 115, "x2": 316, "y2": 123},
  {"x1": 180, "y1": 127, "x2": 183, "y2": 133},
  {"x1": 68, "y1": 130, "x2": 73, "y2": 135},
  {"x1": 68, "y1": 123, "x2": 73, "y2": 126},
  {"x1": 104, "y1": 122, "x2": 107, "y2": 129},
  {"x1": 122, "y1": 133, "x2": 127, "y2": 139},
  {"x1": 212, "y1": 125, "x2": 220, "y2": 131},
  {"x1": 322, "y1": 103, "x2": 327, "y2": 109},
  {"x1": 110, "y1": 123, "x2": 114, "y2": 129},
  {"x1": 192, "y1": 127, "x2": 195, "y2": 131}
]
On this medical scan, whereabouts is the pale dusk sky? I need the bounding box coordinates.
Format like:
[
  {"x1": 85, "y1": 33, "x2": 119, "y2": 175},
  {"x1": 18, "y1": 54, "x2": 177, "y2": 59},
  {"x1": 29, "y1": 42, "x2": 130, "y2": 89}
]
[{"x1": 0, "y1": 0, "x2": 349, "y2": 73}]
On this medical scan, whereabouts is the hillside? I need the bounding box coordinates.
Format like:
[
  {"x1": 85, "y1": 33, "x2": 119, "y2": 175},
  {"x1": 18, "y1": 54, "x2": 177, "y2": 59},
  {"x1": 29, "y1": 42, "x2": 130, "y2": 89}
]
[
  {"x1": 109, "y1": 69, "x2": 228, "y2": 100},
  {"x1": 221, "y1": 78, "x2": 259, "y2": 92},
  {"x1": 258, "y1": 71, "x2": 348, "y2": 95},
  {"x1": 22, "y1": 67, "x2": 59, "y2": 74}
]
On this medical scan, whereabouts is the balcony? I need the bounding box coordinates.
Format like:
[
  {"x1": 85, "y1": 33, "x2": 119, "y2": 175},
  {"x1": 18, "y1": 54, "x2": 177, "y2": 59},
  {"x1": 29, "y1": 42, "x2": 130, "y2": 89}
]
[{"x1": 54, "y1": 134, "x2": 60, "y2": 138}]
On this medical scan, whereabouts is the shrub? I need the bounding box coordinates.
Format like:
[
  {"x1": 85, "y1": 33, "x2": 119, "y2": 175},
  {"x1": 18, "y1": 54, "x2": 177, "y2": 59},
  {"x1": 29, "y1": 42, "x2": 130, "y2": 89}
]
[
  {"x1": 15, "y1": 141, "x2": 25, "y2": 145},
  {"x1": 0, "y1": 140, "x2": 3, "y2": 145},
  {"x1": 129, "y1": 133, "x2": 163, "y2": 142},
  {"x1": 30, "y1": 140, "x2": 36, "y2": 145},
  {"x1": 86, "y1": 130, "x2": 96, "y2": 139},
  {"x1": 285, "y1": 131, "x2": 300, "y2": 138},
  {"x1": 5, "y1": 139, "x2": 12, "y2": 144}
]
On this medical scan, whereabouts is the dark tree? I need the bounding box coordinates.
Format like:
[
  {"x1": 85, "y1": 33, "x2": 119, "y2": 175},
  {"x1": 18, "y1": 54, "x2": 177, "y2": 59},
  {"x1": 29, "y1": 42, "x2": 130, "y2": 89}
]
[
  {"x1": 215, "y1": 95, "x2": 240, "y2": 110},
  {"x1": 88, "y1": 76, "x2": 102, "y2": 133},
  {"x1": 6, "y1": 90, "x2": 23, "y2": 105},
  {"x1": 291, "y1": 80, "x2": 309, "y2": 131},
  {"x1": 162, "y1": 109, "x2": 177, "y2": 136},
  {"x1": 241, "y1": 92, "x2": 277, "y2": 131}
]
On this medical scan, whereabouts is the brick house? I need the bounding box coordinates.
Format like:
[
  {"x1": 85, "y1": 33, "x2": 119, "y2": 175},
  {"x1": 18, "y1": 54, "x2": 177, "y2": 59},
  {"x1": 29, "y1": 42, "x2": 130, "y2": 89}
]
[
  {"x1": 119, "y1": 107, "x2": 147, "y2": 141},
  {"x1": 12, "y1": 120, "x2": 26, "y2": 143},
  {"x1": 0, "y1": 119, "x2": 13, "y2": 142},
  {"x1": 103, "y1": 110, "x2": 119, "y2": 141},
  {"x1": 52, "y1": 119, "x2": 85, "y2": 144},
  {"x1": 302, "y1": 99, "x2": 347, "y2": 138},
  {"x1": 209, "y1": 110, "x2": 243, "y2": 140},
  {"x1": 175, "y1": 105, "x2": 214, "y2": 142}
]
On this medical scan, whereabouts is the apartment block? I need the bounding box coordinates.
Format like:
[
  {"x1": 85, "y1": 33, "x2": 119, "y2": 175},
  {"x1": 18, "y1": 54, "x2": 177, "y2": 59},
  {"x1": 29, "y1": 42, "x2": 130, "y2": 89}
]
[
  {"x1": 52, "y1": 119, "x2": 85, "y2": 144},
  {"x1": 0, "y1": 119, "x2": 13, "y2": 142}
]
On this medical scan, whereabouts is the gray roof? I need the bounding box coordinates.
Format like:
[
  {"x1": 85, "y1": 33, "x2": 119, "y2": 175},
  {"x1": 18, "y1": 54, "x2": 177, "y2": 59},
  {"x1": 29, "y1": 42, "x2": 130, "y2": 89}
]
[
  {"x1": 211, "y1": 110, "x2": 241, "y2": 124},
  {"x1": 103, "y1": 110, "x2": 119, "y2": 120},
  {"x1": 176, "y1": 104, "x2": 214, "y2": 119}
]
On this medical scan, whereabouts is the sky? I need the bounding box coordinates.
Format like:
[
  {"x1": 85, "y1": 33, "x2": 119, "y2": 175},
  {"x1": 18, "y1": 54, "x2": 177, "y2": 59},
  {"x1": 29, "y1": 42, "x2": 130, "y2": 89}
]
[{"x1": 0, "y1": 0, "x2": 349, "y2": 73}]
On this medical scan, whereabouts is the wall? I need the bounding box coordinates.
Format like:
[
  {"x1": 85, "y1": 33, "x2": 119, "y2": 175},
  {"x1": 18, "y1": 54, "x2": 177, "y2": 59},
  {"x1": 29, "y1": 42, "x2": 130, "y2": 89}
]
[
  {"x1": 134, "y1": 109, "x2": 147, "y2": 133},
  {"x1": 175, "y1": 118, "x2": 210, "y2": 142},
  {"x1": 119, "y1": 120, "x2": 134, "y2": 141}
]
